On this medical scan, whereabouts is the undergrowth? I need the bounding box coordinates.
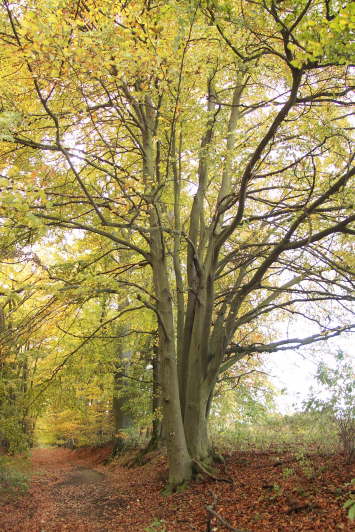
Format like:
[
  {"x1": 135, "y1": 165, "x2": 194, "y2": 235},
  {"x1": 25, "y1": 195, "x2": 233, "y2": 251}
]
[
  {"x1": 211, "y1": 412, "x2": 340, "y2": 455},
  {"x1": 0, "y1": 455, "x2": 30, "y2": 497},
  {"x1": 144, "y1": 519, "x2": 167, "y2": 532}
]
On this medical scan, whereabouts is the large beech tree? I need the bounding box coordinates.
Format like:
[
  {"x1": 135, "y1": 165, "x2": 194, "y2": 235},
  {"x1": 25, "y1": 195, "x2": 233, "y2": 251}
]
[{"x1": 0, "y1": 0, "x2": 354, "y2": 488}]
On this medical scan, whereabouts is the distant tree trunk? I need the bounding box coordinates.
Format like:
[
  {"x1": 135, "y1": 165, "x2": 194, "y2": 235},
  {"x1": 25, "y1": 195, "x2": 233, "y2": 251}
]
[
  {"x1": 130, "y1": 342, "x2": 163, "y2": 466},
  {"x1": 22, "y1": 415, "x2": 35, "y2": 446},
  {"x1": 20, "y1": 355, "x2": 35, "y2": 447},
  {"x1": 0, "y1": 306, "x2": 5, "y2": 334},
  {"x1": 112, "y1": 339, "x2": 133, "y2": 456}
]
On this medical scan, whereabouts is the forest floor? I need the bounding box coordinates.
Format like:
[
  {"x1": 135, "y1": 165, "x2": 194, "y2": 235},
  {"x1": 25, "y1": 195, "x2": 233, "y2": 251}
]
[{"x1": 0, "y1": 444, "x2": 353, "y2": 531}]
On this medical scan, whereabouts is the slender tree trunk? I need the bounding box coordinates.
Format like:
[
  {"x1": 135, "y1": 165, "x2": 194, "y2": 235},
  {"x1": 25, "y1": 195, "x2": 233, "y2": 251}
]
[
  {"x1": 112, "y1": 341, "x2": 133, "y2": 456},
  {"x1": 0, "y1": 306, "x2": 5, "y2": 333}
]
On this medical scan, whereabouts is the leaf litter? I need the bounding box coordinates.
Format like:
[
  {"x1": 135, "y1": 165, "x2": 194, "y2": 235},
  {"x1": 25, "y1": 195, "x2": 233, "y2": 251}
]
[{"x1": 0, "y1": 446, "x2": 353, "y2": 531}]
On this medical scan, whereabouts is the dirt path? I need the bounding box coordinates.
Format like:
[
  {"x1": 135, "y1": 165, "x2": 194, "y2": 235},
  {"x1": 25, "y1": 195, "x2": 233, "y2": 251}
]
[
  {"x1": 0, "y1": 448, "x2": 129, "y2": 532},
  {"x1": 35, "y1": 462, "x2": 124, "y2": 529},
  {"x1": 0, "y1": 447, "x2": 182, "y2": 532}
]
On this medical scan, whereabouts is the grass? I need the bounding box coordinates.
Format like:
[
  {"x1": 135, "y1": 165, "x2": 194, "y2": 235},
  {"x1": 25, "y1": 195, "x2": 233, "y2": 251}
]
[{"x1": 210, "y1": 411, "x2": 340, "y2": 456}]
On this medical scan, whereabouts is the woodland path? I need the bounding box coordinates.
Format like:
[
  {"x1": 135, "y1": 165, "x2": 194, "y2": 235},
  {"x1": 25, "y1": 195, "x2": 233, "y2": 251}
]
[
  {"x1": 0, "y1": 446, "x2": 353, "y2": 531},
  {"x1": 1, "y1": 447, "x2": 130, "y2": 531}
]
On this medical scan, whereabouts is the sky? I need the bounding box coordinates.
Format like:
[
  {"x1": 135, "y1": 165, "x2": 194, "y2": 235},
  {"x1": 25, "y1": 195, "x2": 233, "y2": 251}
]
[{"x1": 266, "y1": 331, "x2": 354, "y2": 413}]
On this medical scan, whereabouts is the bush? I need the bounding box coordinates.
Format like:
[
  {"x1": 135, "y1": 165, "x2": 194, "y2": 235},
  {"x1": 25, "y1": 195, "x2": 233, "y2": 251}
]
[
  {"x1": 0, "y1": 456, "x2": 29, "y2": 496},
  {"x1": 303, "y1": 352, "x2": 354, "y2": 464},
  {"x1": 343, "y1": 480, "x2": 355, "y2": 521},
  {"x1": 0, "y1": 417, "x2": 30, "y2": 455},
  {"x1": 337, "y1": 415, "x2": 354, "y2": 465}
]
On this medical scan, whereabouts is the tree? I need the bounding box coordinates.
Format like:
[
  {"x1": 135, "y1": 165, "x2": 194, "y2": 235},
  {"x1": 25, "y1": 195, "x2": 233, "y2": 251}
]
[{"x1": 0, "y1": 0, "x2": 354, "y2": 488}]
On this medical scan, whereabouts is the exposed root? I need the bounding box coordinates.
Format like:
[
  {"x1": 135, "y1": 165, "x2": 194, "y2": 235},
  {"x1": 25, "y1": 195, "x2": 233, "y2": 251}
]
[
  {"x1": 192, "y1": 459, "x2": 233, "y2": 484},
  {"x1": 211, "y1": 450, "x2": 225, "y2": 464},
  {"x1": 110, "y1": 436, "x2": 127, "y2": 459},
  {"x1": 127, "y1": 435, "x2": 160, "y2": 467}
]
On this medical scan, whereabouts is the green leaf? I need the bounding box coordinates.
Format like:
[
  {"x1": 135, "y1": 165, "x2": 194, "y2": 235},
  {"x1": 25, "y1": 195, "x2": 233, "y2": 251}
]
[
  {"x1": 343, "y1": 499, "x2": 354, "y2": 509},
  {"x1": 348, "y1": 503, "x2": 355, "y2": 521}
]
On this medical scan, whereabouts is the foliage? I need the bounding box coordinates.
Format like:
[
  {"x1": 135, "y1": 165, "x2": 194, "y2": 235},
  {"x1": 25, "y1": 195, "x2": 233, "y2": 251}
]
[
  {"x1": 0, "y1": 257, "x2": 53, "y2": 453},
  {"x1": 210, "y1": 360, "x2": 277, "y2": 447},
  {"x1": 304, "y1": 352, "x2": 355, "y2": 463},
  {"x1": 0, "y1": 456, "x2": 29, "y2": 496},
  {"x1": 0, "y1": 417, "x2": 30, "y2": 455},
  {"x1": 36, "y1": 404, "x2": 112, "y2": 448},
  {"x1": 343, "y1": 480, "x2": 355, "y2": 521},
  {"x1": 211, "y1": 356, "x2": 276, "y2": 426}
]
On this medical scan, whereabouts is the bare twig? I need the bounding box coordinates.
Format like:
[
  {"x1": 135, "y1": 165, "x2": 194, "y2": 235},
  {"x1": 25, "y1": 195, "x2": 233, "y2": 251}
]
[{"x1": 206, "y1": 491, "x2": 250, "y2": 532}]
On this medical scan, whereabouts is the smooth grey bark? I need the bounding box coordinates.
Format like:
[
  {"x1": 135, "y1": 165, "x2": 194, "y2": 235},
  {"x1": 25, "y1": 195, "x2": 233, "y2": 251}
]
[{"x1": 150, "y1": 242, "x2": 192, "y2": 486}]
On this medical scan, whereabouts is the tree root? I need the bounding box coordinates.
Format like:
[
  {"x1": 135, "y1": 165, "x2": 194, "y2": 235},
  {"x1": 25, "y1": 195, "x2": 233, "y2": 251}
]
[
  {"x1": 126, "y1": 435, "x2": 161, "y2": 467},
  {"x1": 192, "y1": 459, "x2": 233, "y2": 484},
  {"x1": 211, "y1": 450, "x2": 225, "y2": 464}
]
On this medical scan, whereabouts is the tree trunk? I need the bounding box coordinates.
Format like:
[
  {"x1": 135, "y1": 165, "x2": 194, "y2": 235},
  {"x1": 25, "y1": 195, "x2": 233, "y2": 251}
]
[
  {"x1": 112, "y1": 342, "x2": 133, "y2": 456},
  {"x1": 182, "y1": 296, "x2": 226, "y2": 464},
  {"x1": 151, "y1": 246, "x2": 192, "y2": 489},
  {"x1": 150, "y1": 344, "x2": 162, "y2": 447},
  {"x1": 142, "y1": 96, "x2": 192, "y2": 489},
  {"x1": 184, "y1": 378, "x2": 211, "y2": 462}
]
